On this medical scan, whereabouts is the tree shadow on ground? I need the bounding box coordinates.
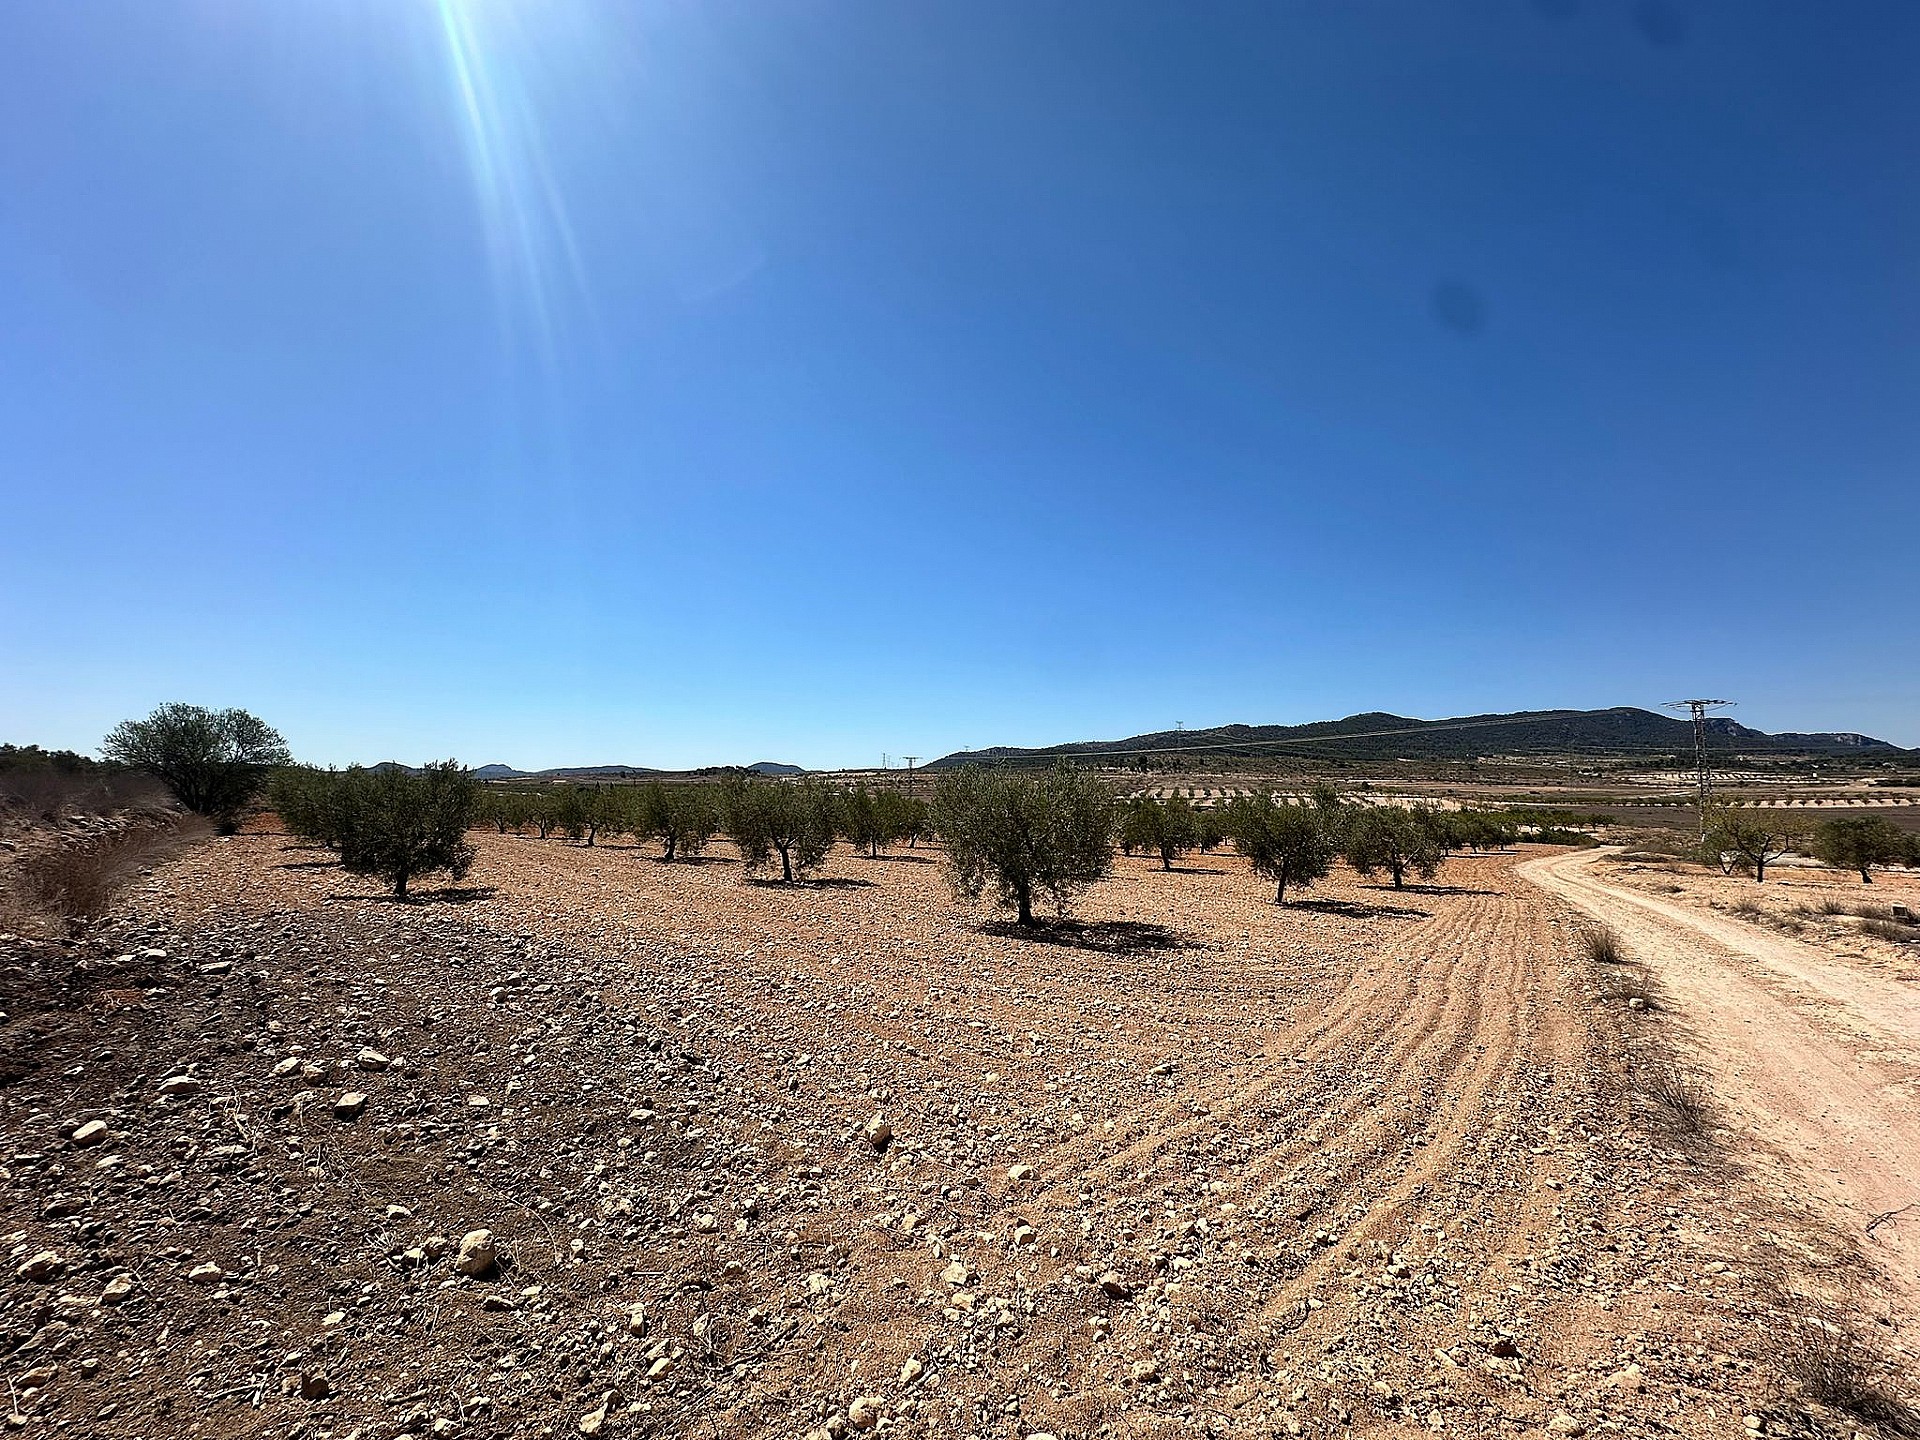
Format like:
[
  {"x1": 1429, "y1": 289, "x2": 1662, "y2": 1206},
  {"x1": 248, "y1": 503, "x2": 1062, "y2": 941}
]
[
  {"x1": 980, "y1": 918, "x2": 1194, "y2": 954},
  {"x1": 744, "y1": 876, "x2": 874, "y2": 890},
  {"x1": 864, "y1": 853, "x2": 938, "y2": 865},
  {"x1": 647, "y1": 854, "x2": 735, "y2": 866},
  {"x1": 1371, "y1": 883, "x2": 1498, "y2": 898},
  {"x1": 1287, "y1": 897, "x2": 1431, "y2": 920},
  {"x1": 325, "y1": 886, "x2": 500, "y2": 906},
  {"x1": 277, "y1": 858, "x2": 341, "y2": 871}
]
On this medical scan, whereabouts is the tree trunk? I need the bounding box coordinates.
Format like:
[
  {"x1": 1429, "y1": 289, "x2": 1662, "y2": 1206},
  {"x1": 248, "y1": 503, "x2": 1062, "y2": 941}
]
[
  {"x1": 1015, "y1": 883, "x2": 1034, "y2": 927},
  {"x1": 395, "y1": 869, "x2": 409, "y2": 900},
  {"x1": 1274, "y1": 874, "x2": 1287, "y2": 905},
  {"x1": 1391, "y1": 860, "x2": 1405, "y2": 889},
  {"x1": 664, "y1": 834, "x2": 677, "y2": 862},
  {"x1": 780, "y1": 845, "x2": 793, "y2": 884},
  {"x1": 1861, "y1": 868, "x2": 1873, "y2": 883},
  {"x1": 1161, "y1": 851, "x2": 1172, "y2": 870}
]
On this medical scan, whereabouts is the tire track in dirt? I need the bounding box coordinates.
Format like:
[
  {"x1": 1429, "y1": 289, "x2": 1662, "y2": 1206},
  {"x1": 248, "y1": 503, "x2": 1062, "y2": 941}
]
[{"x1": 1521, "y1": 845, "x2": 1920, "y2": 1302}]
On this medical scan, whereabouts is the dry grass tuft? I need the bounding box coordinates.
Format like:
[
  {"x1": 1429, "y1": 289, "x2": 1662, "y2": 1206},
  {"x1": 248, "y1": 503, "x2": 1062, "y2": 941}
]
[
  {"x1": 1785, "y1": 1302, "x2": 1920, "y2": 1437},
  {"x1": 1637, "y1": 1061, "x2": 1713, "y2": 1141},
  {"x1": 1579, "y1": 923, "x2": 1626, "y2": 964},
  {"x1": 6, "y1": 821, "x2": 204, "y2": 936},
  {"x1": 1862, "y1": 917, "x2": 1919, "y2": 944}
]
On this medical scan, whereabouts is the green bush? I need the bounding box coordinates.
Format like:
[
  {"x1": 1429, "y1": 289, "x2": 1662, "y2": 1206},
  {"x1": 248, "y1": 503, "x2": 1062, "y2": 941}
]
[{"x1": 103, "y1": 703, "x2": 291, "y2": 831}]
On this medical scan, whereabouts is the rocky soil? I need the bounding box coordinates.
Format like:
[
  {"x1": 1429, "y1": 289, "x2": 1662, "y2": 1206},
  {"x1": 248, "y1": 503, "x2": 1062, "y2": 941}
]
[{"x1": 1, "y1": 828, "x2": 1911, "y2": 1439}]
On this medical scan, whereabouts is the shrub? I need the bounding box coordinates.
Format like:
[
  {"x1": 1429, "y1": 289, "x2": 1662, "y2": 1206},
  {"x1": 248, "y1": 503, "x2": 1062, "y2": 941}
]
[
  {"x1": 723, "y1": 778, "x2": 837, "y2": 882},
  {"x1": 1342, "y1": 806, "x2": 1444, "y2": 890},
  {"x1": 1223, "y1": 792, "x2": 1335, "y2": 905},
  {"x1": 1862, "y1": 918, "x2": 1919, "y2": 944},
  {"x1": 1787, "y1": 1301, "x2": 1920, "y2": 1436},
  {"x1": 102, "y1": 703, "x2": 291, "y2": 831},
  {"x1": 933, "y1": 763, "x2": 1116, "y2": 927},
  {"x1": 1640, "y1": 1063, "x2": 1714, "y2": 1141}
]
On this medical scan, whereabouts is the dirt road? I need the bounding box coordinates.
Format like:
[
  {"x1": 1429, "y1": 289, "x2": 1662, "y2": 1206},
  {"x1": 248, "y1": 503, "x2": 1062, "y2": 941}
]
[{"x1": 1521, "y1": 846, "x2": 1920, "y2": 1297}]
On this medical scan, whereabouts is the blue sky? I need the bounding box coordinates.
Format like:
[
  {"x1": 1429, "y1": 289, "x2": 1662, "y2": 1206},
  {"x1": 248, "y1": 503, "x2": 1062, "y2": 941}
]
[{"x1": 3, "y1": 1, "x2": 1916, "y2": 767}]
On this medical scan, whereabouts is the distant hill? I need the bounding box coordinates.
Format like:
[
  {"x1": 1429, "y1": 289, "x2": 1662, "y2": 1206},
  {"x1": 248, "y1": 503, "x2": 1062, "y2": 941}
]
[
  {"x1": 469, "y1": 760, "x2": 806, "y2": 782},
  {"x1": 924, "y1": 707, "x2": 1908, "y2": 769},
  {"x1": 469, "y1": 763, "x2": 661, "y2": 783}
]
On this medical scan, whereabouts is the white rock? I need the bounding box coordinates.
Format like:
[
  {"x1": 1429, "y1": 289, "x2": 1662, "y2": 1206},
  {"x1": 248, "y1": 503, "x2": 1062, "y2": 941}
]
[
  {"x1": 17, "y1": 1251, "x2": 62, "y2": 1282},
  {"x1": 456, "y1": 1228, "x2": 498, "y2": 1276},
  {"x1": 71, "y1": 1119, "x2": 108, "y2": 1146}
]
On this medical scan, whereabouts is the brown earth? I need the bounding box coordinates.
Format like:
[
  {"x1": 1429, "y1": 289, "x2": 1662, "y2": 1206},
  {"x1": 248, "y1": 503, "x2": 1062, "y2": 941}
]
[
  {"x1": 2, "y1": 828, "x2": 1915, "y2": 1439},
  {"x1": 1525, "y1": 849, "x2": 1920, "y2": 1288}
]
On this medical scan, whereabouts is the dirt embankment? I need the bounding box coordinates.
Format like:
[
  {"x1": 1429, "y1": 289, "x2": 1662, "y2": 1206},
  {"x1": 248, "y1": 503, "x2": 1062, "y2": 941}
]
[{"x1": 1, "y1": 833, "x2": 1909, "y2": 1438}]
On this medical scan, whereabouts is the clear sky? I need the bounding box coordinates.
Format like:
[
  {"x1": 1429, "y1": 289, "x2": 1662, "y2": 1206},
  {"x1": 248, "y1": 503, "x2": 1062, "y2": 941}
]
[{"x1": 3, "y1": 1, "x2": 1916, "y2": 767}]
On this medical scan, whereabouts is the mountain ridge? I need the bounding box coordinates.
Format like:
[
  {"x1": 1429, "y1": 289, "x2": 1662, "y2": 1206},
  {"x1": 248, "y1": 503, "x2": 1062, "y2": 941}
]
[{"x1": 923, "y1": 706, "x2": 1909, "y2": 769}]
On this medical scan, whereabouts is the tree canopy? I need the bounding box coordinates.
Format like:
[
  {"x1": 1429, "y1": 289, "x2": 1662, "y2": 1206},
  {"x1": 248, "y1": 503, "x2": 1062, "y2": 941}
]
[
  {"x1": 102, "y1": 703, "x2": 291, "y2": 829},
  {"x1": 933, "y1": 763, "x2": 1116, "y2": 926}
]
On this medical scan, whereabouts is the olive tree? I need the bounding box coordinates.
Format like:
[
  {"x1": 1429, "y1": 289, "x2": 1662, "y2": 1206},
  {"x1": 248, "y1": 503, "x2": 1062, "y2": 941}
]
[
  {"x1": 270, "y1": 765, "x2": 353, "y2": 849},
  {"x1": 336, "y1": 762, "x2": 478, "y2": 898},
  {"x1": 102, "y1": 703, "x2": 291, "y2": 831},
  {"x1": 1812, "y1": 815, "x2": 1910, "y2": 884},
  {"x1": 932, "y1": 763, "x2": 1116, "y2": 927},
  {"x1": 839, "y1": 784, "x2": 889, "y2": 858},
  {"x1": 478, "y1": 788, "x2": 532, "y2": 835},
  {"x1": 1224, "y1": 792, "x2": 1335, "y2": 904},
  {"x1": 1120, "y1": 795, "x2": 1200, "y2": 870},
  {"x1": 724, "y1": 778, "x2": 837, "y2": 882},
  {"x1": 1342, "y1": 805, "x2": 1445, "y2": 890},
  {"x1": 552, "y1": 784, "x2": 619, "y2": 846},
  {"x1": 638, "y1": 782, "x2": 716, "y2": 861}
]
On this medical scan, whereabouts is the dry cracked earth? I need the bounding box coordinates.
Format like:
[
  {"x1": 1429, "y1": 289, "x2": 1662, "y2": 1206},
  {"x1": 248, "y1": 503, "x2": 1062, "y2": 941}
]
[{"x1": 2, "y1": 824, "x2": 1915, "y2": 1440}]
